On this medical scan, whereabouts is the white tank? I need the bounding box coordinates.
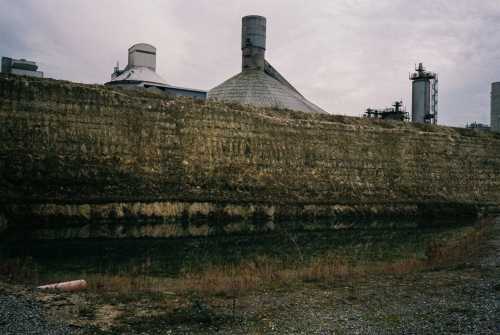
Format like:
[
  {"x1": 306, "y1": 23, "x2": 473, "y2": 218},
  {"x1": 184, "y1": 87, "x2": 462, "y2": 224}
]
[
  {"x1": 412, "y1": 79, "x2": 431, "y2": 123},
  {"x1": 410, "y1": 63, "x2": 437, "y2": 124}
]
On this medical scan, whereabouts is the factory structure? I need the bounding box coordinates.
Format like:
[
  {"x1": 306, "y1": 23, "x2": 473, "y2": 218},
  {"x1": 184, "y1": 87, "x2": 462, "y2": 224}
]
[
  {"x1": 1, "y1": 57, "x2": 43, "y2": 78},
  {"x1": 2, "y1": 14, "x2": 500, "y2": 133},
  {"x1": 364, "y1": 101, "x2": 408, "y2": 121},
  {"x1": 208, "y1": 15, "x2": 326, "y2": 114},
  {"x1": 410, "y1": 63, "x2": 438, "y2": 124},
  {"x1": 363, "y1": 62, "x2": 439, "y2": 125},
  {"x1": 105, "y1": 43, "x2": 206, "y2": 99},
  {"x1": 464, "y1": 82, "x2": 500, "y2": 133},
  {"x1": 362, "y1": 63, "x2": 437, "y2": 124},
  {"x1": 465, "y1": 122, "x2": 490, "y2": 131}
]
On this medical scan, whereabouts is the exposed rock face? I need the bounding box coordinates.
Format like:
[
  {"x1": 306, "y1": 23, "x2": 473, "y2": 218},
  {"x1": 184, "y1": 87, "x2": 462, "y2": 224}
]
[{"x1": 1, "y1": 74, "x2": 500, "y2": 238}]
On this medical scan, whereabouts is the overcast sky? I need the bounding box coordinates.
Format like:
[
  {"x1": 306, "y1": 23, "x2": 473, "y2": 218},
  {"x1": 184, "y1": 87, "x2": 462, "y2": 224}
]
[{"x1": 2, "y1": 0, "x2": 500, "y2": 126}]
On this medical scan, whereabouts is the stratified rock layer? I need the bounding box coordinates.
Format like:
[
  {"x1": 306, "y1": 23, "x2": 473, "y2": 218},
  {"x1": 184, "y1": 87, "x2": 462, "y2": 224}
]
[{"x1": 1, "y1": 74, "x2": 500, "y2": 238}]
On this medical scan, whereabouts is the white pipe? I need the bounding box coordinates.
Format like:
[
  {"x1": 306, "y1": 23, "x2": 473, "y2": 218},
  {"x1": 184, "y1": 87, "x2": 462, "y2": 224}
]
[{"x1": 37, "y1": 279, "x2": 87, "y2": 292}]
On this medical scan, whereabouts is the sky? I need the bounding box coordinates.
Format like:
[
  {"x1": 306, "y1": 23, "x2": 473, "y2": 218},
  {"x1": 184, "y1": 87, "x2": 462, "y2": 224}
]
[{"x1": 1, "y1": 0, "x2": 500, "y2": 127}]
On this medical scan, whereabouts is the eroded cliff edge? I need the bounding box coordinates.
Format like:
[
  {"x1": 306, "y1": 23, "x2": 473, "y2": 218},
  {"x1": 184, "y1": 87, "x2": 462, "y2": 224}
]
[{"x1": 1, "y1": 74, "x2": 500, "y2": 239}]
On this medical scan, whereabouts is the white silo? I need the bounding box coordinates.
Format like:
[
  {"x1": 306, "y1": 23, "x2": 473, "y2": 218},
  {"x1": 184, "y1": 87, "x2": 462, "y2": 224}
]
[
  {"x1": 208, "y1": 15, "x2": 326, "y2": 114},
  {"x1": 410, "y1": 63, "x2": 438, "y2": 124}
]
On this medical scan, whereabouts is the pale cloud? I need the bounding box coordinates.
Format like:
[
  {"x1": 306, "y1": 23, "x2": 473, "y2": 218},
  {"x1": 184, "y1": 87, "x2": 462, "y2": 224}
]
[{"x1": 1, "y1": 0, "x2": 500, "y2": 126}]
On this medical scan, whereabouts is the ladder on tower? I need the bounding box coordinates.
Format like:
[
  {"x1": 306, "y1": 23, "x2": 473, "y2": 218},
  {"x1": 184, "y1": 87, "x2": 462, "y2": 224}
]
[{"x1": 430, "y1": 76, "x2": 439, "y2": 125}]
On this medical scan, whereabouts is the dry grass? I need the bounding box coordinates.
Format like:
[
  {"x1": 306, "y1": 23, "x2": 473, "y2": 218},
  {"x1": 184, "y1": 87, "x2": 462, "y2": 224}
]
[
  {"x1": 423, "y1": 222, "x2": 487, "y2": 266},
  {"x1": 1, "y1": 219, "x2": 493, "y2": 298},
  {"x1": 0, "y1": 257, "x2": 40, "y2": 283},
  {"x1": 81, "y1": 222, "x2": 490, "y2": 297},
  {"x1": 85, "y1": 220, "x2": 492, "y2": 297},
  {"x1": 180, "y1": 255, "x2": 423, "y2": 296}
]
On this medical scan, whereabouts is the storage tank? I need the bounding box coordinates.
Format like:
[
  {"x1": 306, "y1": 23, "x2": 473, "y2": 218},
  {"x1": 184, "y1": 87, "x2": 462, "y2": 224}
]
[
  {"x1": 410, "y1": 63, "x2": 438, "y2": 124},
  {"x1": 412, "y1": 77, "x2": 431, "y2": 123},
  {"x1": 491, "y1": 82, "x2": 500, "y2": 132}
]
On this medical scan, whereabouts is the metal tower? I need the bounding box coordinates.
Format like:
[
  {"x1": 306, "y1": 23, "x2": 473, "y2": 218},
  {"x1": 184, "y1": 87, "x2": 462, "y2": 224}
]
[{"x1": 410, "y1": 63, "x2": 438, "y2": 124}]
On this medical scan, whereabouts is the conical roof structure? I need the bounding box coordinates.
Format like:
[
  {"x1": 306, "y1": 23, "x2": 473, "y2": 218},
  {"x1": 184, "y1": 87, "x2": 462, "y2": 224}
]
[
  {"x1": 106, "y1": 43, "x2": 206, "y2": 99},
  {"x1": 110, "y1": 66, "x2": 169, "y2": 86},
  {"x1": 208, "y1": 16, "x2": 326, "y2": 114}
]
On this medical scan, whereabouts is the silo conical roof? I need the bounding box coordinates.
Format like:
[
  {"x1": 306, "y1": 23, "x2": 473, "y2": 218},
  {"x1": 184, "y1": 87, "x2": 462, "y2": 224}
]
[
  {"x1": 208, "y1": 15, "x2": 326, "y2": 114},
  {"x1": 209, "y1": 65, "x2": 325, "y2": 114}
]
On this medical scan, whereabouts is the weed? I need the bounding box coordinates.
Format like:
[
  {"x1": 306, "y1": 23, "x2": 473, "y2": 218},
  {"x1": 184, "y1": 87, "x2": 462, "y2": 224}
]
[
  {"x1": 0, "y1": 257, "x2": 39, "y2": 283},
  {"x1": 78, "y1": 305, "x2": 96, "y2": 319},
  {"x1": 1, "y1": 219, "x2": 492, "y2": 298}
]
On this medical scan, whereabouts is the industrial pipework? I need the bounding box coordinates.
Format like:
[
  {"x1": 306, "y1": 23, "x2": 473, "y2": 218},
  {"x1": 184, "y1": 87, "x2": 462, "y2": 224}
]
[
  {"x1": 242, "y1": 15, "x2": 266, "y2": 71},
  {"x1": 410, "y1": 63, "x2": 438, "y2": 124},
  {"x1": 364, "y1": 101, "x2": 409, "y2": 122}
]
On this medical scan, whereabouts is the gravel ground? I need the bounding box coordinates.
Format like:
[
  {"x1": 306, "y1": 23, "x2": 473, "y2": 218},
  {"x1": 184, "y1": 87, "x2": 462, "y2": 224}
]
[
  {"x1": 214, "y1": 217, "x2": 494, "y2": 335},
  {"x1": 0, "y1": 293, "x2": 75, "y2": 335},
  {"x1": 1, "y1": 218, "x2": 499, "y2": 334},
  {"x1": 228, "y1": 270, "x2": 498, "y2": 334},
  {"x1": 104, "y1": 218, "x2": 500, "y2": 335}
]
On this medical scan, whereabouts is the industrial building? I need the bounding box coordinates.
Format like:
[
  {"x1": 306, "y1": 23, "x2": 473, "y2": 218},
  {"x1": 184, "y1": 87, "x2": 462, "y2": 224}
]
[
  {"x1": 465, "y1": 122, "x2": 490, "y2": 131},
  {"x1": 208, "y1": 15, "x2": 326, "y2": 114},
  {"x1": 491, "y1": 82, "x2": 500, "y2": 132},
  {"x1": 364, "y1": 101, "x2": 408, "y2": 122},
  {"x1": 410, "y1": 63, "x2": 438, "y2": 124},
  {"x1": 1, "y1": 57, "x2": 43, "y2": 78},
  {"x1": 105, "y1": 43, "x2": 206, "y2": 99}
]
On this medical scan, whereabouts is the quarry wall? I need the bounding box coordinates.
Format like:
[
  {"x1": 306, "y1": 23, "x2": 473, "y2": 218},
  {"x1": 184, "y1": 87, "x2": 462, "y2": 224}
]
[{"x1": 1, "y1": 74, "x2": 500, "y2": 239}]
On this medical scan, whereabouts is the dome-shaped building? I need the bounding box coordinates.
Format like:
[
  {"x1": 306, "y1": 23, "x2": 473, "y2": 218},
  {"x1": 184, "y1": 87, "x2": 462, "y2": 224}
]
[
  {"x1": 209, "y1": 16, "x2": 326, "y2": 114},
  {"x1": 106, "y1": 43, "x2": 206, "y2": 99}
]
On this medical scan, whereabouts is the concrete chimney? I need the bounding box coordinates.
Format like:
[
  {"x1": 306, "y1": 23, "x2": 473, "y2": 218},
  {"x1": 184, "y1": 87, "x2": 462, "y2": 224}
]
[
  {"x1": 242, "y1": 15, "x2": 266, "y2": 71},
  {"x1": 491, "y1": 82, "x2": 500, "y2": 132}
]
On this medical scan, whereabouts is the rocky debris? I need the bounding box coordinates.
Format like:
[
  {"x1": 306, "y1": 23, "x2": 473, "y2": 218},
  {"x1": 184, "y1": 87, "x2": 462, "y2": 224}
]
[{"x1": 0, "y1": 293, "x2": 76, "y2": 335}]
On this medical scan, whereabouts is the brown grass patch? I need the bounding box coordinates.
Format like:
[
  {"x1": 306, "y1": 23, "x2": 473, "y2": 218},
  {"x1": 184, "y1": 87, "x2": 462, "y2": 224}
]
[{"x1": 1, "y1": 218, "x2": 494, "y2": 297}]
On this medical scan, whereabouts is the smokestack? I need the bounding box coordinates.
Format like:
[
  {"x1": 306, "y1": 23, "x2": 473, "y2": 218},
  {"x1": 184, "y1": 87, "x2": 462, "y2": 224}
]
[
  {"x1": 491, "y1": 82, "x2": 500, "y2": 132},
  {"x1": 242, "y1": 15, "x2": 266, "y2": 71}
]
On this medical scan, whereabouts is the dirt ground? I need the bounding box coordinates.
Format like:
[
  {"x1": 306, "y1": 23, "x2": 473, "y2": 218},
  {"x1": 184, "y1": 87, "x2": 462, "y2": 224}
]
[{"x1": 1, "y1": 218, "x2": 499, "y2": 334}]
